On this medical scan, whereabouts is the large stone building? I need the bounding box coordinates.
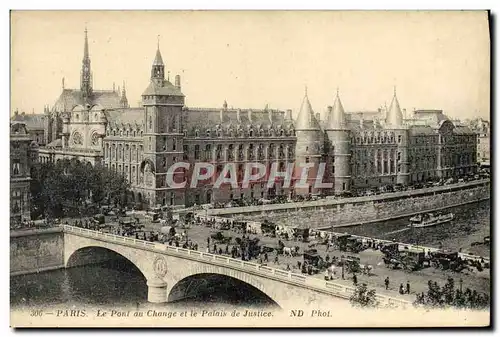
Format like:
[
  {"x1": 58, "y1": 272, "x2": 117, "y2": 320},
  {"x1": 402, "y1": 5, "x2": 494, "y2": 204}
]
[
  {"x1": 11, "y1": 110, "x2": 47, "y2": 146},
  {"x1": 468, "y1": 118, "x2": 490, "y2": 167},
  {"x1": 10, "y1": 122, "x2": 32, "y2": 223},
  {"x1": 36, "y1": 29, "x2": 478, "y2": 207}
]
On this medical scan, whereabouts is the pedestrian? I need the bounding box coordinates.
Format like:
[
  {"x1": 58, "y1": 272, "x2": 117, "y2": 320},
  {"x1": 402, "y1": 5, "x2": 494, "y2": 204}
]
[
  {"x1": 213, "y1": 243, "x2": 217, "y2": 253},
  {"x1": 325, "y1": 254, "x2": 330, "y2": 263},
  {"x1": 264, "y1": 252, "x2": 268, "y2": 262},
  {"x1": 286, "y1": 264, "x2": 291, "y2": 271},
  {"x1": 207, "y1": 237, "x2": 210, "y2": 246},
  {"x1": 274, "y1": 256, "x2": 279, "y2": 264},
  {"x1": 353, "y1": 274, "x2": 358, "y2": 286},
  {"x1": 218, "y1": 248, "x2": 222, "y2": 255},
  {"x1": 297, "y1": 261, "x2": 302, "y2": 270},
  {"x1": 384, "y1": 277, "x2": 390, "y2": 290},
  {"x1": 406, "y1": 281, "x2": 410, "y2": 294},
  {"x1": 399, "y1": 283, "x2": 405, "y2": 295}
]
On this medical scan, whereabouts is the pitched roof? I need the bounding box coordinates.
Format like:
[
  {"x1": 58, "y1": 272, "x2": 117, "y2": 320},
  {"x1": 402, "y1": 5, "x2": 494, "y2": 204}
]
[
  {"x1": 386, "y1": 91, "x2": 403, "y2": 127},
  {"x1": 105, "y1": 108, "x2": 145, "y2": 127},
  {"x1": 142, "y1": 80, "x2": 184, "y2": 97},
  {"x1": 153, "y1": 48, "x2": 164, "y2": 66},
  {"x1": 326, "y1": 90, "x2": 346, "y2": 129},
  {"x1": 183, "y1": 107, "x2": 289, "y2": 131},
  {"x1": 295, "y1": 93, "x2": 320, "y2": 130},
  {"x1": 453, "y1": 126, "x2": 475, "y2": 135},
  {"x1": 408, "y1": 126, "x2": 437, "y2": 135},
  {"x1": 52, "y1": 89, "x2": 122, "y2": 112},
  {"x1": 11, "y1": 113, "x2": 46, "y2": 130}
]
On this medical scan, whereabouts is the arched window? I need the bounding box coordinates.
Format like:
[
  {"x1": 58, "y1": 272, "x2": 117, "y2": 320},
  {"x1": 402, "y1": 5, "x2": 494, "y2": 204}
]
[
  {"x1": 249, "y1": 129, "x2": 254, "y2": 137},
  {"x1": 206, "y1": 130, "x2": 211, "y2": 138}
]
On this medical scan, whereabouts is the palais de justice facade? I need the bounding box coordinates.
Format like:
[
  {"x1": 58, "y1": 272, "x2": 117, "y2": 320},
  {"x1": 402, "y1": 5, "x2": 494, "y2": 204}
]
[{"x1": 35, "y1": 29, "x2": 477, "y2": 207}]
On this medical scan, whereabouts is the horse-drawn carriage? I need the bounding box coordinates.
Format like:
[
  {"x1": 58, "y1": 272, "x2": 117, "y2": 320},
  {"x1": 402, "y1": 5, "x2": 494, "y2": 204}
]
[
  {"x1": 210, "y1": 231, "x2": 232, "y2": 244},
  {"x1": 261, "y1": 221, "x2": 277, "y2": 237},
  {"x1": 302, "y1": 249, "x2": 326, "y2": 275},
  {"x1": 430, "y1": 251, "x2": 467, "y2": 272},
  {"x1": 381, "y1": 243, "x2": 427, "y2": 271},
  {"x1": 335, "y1": 234, "x2": 365, "y2": 253}
]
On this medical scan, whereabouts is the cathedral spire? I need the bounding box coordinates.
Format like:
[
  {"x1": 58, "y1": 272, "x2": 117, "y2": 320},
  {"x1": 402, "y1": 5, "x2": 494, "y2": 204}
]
[
  {"x1": 83, "y1": 26, "x2": 89, "y2": 61},
  {"x1": 81, "y1": 26, "x2": 93, "y2": 100},
  {"x1": 120, "y1": 81, "x2": 129, "y2": 108}
]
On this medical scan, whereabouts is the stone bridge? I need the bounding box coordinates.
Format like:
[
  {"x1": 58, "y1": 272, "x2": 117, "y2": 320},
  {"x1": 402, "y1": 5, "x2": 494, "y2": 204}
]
[{"x1": 63, "y1": 225, "x2": 409, "y2": 309}]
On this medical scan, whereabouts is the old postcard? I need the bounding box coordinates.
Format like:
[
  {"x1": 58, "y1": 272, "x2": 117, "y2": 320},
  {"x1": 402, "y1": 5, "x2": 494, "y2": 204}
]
[{"x1": 10, "y1": 10, "x2": 491, "y2": 328}]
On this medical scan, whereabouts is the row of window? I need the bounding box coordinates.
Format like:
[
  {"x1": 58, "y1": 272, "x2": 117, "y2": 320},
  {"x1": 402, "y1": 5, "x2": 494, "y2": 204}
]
[
  {"x1": 105, "y1": 143, "x2": 144, "y2": 162},
  {"x1": 186, "y1": 143, "x2": 294, "y2": 161},
  {"x1": 354, "y1": 133, "x2": 402, "y2": 145}
]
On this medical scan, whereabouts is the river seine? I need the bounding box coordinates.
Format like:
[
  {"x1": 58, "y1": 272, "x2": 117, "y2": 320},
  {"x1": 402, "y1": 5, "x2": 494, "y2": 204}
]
[{"x1": 10, "y1": 200, "x2": 489, "y2": 309}]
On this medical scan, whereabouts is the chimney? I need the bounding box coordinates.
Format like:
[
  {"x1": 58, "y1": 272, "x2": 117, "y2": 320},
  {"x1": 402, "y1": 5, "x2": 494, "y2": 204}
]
[
  {"x1": 175, "y1": 75, "x2": 181, "y2": 89},
  {"x1": 285, "y1": 109, "x2": 292, "y2": 120},
  {"x1": 113, "y1": 82, "x2": 115, "y2": 92},
  {"x1": 219, "y1": 109, "x2": 224, "y2": 123},
  {"x1": 268, "y1": 109, "x2": 273, "y2": 123},
  {"x1": 248, "y1": 109, "x2": 252, "y2": 123},
  {"x1": 402, "y1": 108, "x2": 407, "y2": 119},
  {"x1": 236, "y1": 109, "x2": 241, "y2": 123}
]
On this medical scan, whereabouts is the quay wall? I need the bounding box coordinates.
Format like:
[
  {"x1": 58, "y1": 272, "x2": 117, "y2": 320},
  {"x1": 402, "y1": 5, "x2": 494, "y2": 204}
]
[
  {"x1": 10, "y1": 228, "x2": 64, "y2": 276},
  {"x1": 209, "y1": 180, "x2": 490, "y2": 228}
]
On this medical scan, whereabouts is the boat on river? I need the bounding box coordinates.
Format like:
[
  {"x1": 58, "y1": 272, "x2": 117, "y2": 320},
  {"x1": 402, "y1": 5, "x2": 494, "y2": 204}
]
[{"x1": 408, "y1": 212, "x2": 454, "y2": 228}]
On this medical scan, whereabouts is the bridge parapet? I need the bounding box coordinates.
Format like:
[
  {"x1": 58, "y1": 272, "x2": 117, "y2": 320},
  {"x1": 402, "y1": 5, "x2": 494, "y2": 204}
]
[{"x1": 62, "y1": 225, "x2": 410, "y2": 308}]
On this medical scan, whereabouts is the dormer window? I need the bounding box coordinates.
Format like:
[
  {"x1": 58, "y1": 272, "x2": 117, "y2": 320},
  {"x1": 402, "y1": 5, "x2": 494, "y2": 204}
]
[{"x1": 206, "y1": 130, "x2": 211, "y2": 138}]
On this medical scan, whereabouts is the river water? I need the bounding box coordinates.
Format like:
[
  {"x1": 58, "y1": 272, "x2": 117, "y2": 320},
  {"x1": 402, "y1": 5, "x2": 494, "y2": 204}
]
[
  {"x1": 341, "y1": 200, "x2": 491, "y2": 257},
  {"x1": 11, "y1": 200, "x2": 490, "y2": 309},
  {"x1": 10, "y1": 260, "x2": 278, "y2": 310}
]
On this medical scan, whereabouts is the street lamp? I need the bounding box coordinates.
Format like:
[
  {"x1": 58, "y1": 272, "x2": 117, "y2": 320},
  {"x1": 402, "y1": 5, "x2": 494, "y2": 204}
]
[{"x1": 341, "y1": 255, "x2": 345, "y2": 280}]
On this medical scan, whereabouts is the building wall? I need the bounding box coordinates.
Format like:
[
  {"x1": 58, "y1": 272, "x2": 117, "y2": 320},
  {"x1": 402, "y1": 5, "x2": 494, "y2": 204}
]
[
  {"x1": 10, "y1": 229, "x2": 64, "y2": 276},
  {"x1": 10, "y1": 123, "x2": 32, "y2": 222}
]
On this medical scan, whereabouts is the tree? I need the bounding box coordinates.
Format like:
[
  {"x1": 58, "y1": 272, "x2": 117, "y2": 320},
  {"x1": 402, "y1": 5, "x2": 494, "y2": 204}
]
[
  {"x1": 30, "y1": 161, "x2": 132, "y2": 219},
  {"x1": 350, "y1": 283, "x2": 379, "y2": 308}
]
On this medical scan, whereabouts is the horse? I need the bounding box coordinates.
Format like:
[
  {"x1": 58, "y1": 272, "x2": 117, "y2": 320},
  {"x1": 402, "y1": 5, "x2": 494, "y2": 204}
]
[
  {"x1": 360, "y1": 264, "x2": 374, "y2": 276},
  {"x1": 283, "y1": 246, "x2": 299, "y2": 257}
]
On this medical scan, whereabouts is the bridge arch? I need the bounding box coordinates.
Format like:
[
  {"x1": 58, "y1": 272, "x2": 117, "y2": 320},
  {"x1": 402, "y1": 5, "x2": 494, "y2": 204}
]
[{"x1": 168, "y1": 272, "x2": 279, "y2": 308}]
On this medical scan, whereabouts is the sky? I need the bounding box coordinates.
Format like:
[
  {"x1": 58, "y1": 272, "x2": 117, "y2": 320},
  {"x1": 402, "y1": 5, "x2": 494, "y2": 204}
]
[{"x1": 10, "y1": 10, "x2": 490, "y2": 120}]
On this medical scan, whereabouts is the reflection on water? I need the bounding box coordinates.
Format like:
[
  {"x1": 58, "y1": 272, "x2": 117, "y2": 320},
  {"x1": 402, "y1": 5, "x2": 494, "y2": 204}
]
[
  {"x1": 11, "y1": 201, "x2": 490, "y2": 309},
  {"x1": 11, "y1": 261, "x2": 278, "y2": 310}
]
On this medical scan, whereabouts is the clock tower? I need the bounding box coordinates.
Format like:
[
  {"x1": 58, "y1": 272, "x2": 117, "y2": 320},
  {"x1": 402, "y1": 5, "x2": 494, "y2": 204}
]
[
  {"x1": 141, "y1": 43, "x2": 185, "y2": 207},
  {"x1": 80, "y1": 27, "x2": 93, "y2": 103}
]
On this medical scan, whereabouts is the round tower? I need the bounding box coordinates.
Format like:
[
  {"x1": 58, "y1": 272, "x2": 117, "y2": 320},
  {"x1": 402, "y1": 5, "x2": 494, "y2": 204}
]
[
  {"x1": 294, "y1": 88, "x2": 324, "y2": 196},
  {"x1": 325, "y1": 89, "x2": 351, "y2": 195},
  {"x1": 385, "y1": 87, "x2": 409, "y2": 186}
]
